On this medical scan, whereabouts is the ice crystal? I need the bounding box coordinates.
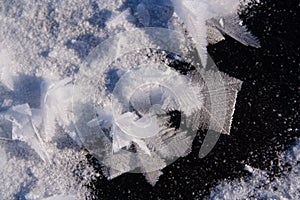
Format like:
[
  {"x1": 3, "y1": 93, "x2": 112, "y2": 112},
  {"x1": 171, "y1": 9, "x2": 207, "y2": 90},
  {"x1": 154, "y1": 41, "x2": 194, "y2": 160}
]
[
  {"x1": 0, "y1": 0, "x2": 259, "y2": 194},
  {"x1": 72, "y1": 28, "x2": 243, "y2": 185}
]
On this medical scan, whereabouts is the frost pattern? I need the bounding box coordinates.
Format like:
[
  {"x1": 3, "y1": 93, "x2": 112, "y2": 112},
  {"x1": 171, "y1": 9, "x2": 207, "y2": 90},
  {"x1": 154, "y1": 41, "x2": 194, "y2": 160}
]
[
  {"x1": 72, "y1": 27, "x2": 243, "y2": 185},
  {"x1": 206, "y1": 15, "x2": 261, "y2": 47},
  {"x1": 0, "y1": 0, "x2": 259, "y2": 196}
]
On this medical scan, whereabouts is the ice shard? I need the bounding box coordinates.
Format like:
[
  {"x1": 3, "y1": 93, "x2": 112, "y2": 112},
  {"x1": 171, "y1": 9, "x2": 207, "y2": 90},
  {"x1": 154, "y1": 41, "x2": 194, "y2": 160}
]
[
  {"x1": 4, "y1": 104, "x2": 50, "y2": 163},
  {"x1": 0, "y1": 76, "x2": 76, "y2": 164},
  {"x1": 206, "y1": 15, "x2": 261, "y2": 48},
  {"x1": 171, "y1": 0, "x2": 260, "y2": 66},
  {"x1": 40, "y1": 78, "x2": 74, "y2": 142}
]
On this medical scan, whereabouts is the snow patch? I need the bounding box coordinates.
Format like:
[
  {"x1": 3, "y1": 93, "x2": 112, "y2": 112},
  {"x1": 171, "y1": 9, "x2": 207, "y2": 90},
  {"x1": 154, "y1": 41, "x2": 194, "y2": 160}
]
[{"x1": 207, "y1": 140, "x2": 300, "y2": 200}]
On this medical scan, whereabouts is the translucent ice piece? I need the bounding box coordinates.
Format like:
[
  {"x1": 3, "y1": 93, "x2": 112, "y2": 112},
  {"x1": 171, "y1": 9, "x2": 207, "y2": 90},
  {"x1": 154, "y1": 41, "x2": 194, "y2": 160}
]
[
  {"x1": 171, "y1": 0, "x2": 208, "y2": 66},
  {"x1": 207, "y1": 15, "x2": 261, "y2": 48},
  {"x1": 136, "y1": 3, "x2": 150, "y2": 26},
  {"x1": 115, "y1": 112, "x2": 161, "y2": 138},
  {"x1": 5, "y1": 104, "x2": 50, "y2": 162},
  {"x1": 41, "y1": 78, "x2": 73, "y2": 142},
  {"x1": 171, "y1": 0, "x2": 260, "y2": 65}
]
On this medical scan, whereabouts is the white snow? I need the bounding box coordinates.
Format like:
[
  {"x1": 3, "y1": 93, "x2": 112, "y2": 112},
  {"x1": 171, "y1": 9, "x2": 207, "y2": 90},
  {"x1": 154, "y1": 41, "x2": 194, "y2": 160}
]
[
  {"x1": 207, "y1": 140, "x2": 300, "y2": 200},
  {"x1": 41, "y1": 194, "x2": 77, "y2": 200},
  {"x1": 0, "y1": 146, "x2": 7, "y2": 172},
  {"x1": 0, "y1": 1, "x2": 104, "y2": 198},
  {"x1": 244, "y1": 164, "x2": 254, "y2": 174},
  {"x1": 0, "y1": 48, "x2": 16, "y2": 90}
]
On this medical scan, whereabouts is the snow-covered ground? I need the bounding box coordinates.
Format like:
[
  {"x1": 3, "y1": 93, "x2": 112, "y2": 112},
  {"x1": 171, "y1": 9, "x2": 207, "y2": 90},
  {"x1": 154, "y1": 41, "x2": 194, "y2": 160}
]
[{"x1": 0, "y1": 1, "x2": 116, "y2": 199}]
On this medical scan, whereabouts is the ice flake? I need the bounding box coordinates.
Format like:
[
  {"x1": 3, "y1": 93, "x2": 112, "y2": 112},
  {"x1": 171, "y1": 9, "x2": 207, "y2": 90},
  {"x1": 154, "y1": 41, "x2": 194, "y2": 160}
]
[
  {"x1": 41, "y1": 78, "x2": 74, "y2": 142},
  {"x1": 115, "y1": 112, "x2": 161, "y2": 138},
  {"x1": 172, "y1": 0, "x2": 208, "y2": 66},
  {"x1": 171, "y1": 0, "x2": 260, "y2": 65},
  {"x1": 143, "y1": 170, "x2": 164, "y2": 186},
  {"x1": 0, "y1": 76, "x2": 76, "y2": 164},
  {"x1": 207, "y1": 15, "x2": 261, "y2": 48},
  {"x1": 2, "y1": 104, "x2": 49, "y2": 162}
]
